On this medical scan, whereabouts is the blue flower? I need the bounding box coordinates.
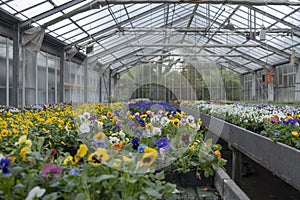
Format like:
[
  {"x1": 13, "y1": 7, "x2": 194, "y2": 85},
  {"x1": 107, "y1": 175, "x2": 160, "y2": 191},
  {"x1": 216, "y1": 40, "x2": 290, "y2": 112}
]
[
  {"x1": 113, "y1": 122, "x2": 122, "y2": 132},
  {"x1": 92, "y1": 140, "x2": 106, "y2": 148},
  {"x1": 103, "y1": 124, "x2": 110, "y2": 129},
  {"x1": 133, "y1": 129, "x2": 143, "y2": 136},
  {"x1": 132, "y1": 138, "x2": 140, "y2": 150},
  {"x1": 156, "y1": 137, "x2": 170, "y2": 150},
  {"x1": 138, "y1": 145, "x2": 147, "y2": 153},
  {"x1": 274, "y1": 132, "x2": 280, "y2": 137},
  {"x1": 288, "y1": 118, "x2": 296, "y2": 126},
  {"x1": 0, "y1": 157, "x2": 11, "y2": 174},
  {"x1": 69, "y1": 168, "x2": 80, "y2": 175}
]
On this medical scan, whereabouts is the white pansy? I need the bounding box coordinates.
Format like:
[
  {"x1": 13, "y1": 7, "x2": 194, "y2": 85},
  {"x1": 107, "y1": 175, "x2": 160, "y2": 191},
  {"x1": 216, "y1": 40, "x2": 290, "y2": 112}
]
[
  {"x1": 25, "y1": 186, "x2": 46, "y2": 200},
  {"x1": 152, "y1": 127, "x2": 162, "y2": 136},
  {"x1": 119, "y1": 130, "x2": 126, "y2": 139},
  {"x1": 186, "y1": 115, "x2": 195, "y2": 123},
  {"x1": 160, "y1": 117, "x2": 170, "y2": 126},
  {"x1": 79, "y1": 123, "x2": 90, "y2": 133},
  {"x1": 109, "y1": 136, "x2": 120, "y2": 144},
  {"x1": 150, "y1": 115, "x2": 161, "y2": 124},
  {"x1": 0, "y1": 154, "x2": 4, "y2": 160},
  {"x1": 189, "y1": 122, "x2": 199, "y2": 131},
  {"x1": 82, "y1": 112, "x2": 90, "y2": 120}
]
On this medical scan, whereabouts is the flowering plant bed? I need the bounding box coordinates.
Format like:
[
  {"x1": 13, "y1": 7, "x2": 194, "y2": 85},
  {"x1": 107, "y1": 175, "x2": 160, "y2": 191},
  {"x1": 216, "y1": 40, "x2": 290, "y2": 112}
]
[
  {"x1": 181, "y1": 104, "x2": 300, "y2": 191},
  {"x1": 181, "y1": 101, "x2": 300, "y2": 149},
  {"x1": 0, "y1": 101, "x2": 226, "y2": 199}
]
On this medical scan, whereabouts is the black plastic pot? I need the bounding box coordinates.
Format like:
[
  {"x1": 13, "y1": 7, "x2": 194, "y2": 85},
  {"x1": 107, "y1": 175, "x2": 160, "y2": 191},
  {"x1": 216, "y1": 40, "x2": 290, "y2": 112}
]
[{"x1": 165, "y1": 170, "x2": 214, "y2": 187}]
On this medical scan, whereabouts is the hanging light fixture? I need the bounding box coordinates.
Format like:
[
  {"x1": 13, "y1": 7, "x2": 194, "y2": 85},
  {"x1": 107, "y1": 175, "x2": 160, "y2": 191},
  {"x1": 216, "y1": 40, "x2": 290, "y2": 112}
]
[
  {"x1": 223, "y1": 20, "x2": 235, "y2": 31},
  {"x1": 259, "y1": 24, "x2": 266, "y2": 41}
]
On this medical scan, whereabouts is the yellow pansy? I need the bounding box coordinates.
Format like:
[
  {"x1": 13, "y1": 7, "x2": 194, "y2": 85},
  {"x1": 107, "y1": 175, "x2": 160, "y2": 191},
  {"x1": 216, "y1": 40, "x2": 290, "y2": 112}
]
[
  {"x1": 88, "y1": 148, "x2": 109, "y2": 166},
  {"x1": 189, "y1": 145, "x2": 195, "y2": 151},
  {"x1": 140, "y1": 147, "x2": 158, "y2": 166},
  {"x1": 93, "y1": 132, "x2": 106, "y2": 140},
  {"x1": 292, "y1": 131, "x2": 299, "y2": 137},
  {"x1": 122, "y1": 156, "x2": 132, "y2": 163},
  {"x1": 1, "y1": 129, "x2": 9, "y2": 137},
  {"x1": 198, "y1": 118, "x2": 203, "y2": 126},
  {"x1": 63, "y1": 156, "x2": 76, "y2": 165},
  {"x1": 112, "y1": 159, "x2": 121, "y2": 169},
  {"x1": 171, "y1": 118, "x2": 180, "y2": 126},
  {"x1": 20, "y1": 146, "x2": 31, "y2": 161},
  {"x1": 76, "y1": 144, "x2": 88, "y2": 158}
]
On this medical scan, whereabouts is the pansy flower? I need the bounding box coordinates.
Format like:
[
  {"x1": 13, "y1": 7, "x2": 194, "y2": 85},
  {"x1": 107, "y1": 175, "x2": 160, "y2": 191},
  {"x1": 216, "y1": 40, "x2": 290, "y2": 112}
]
[
  {"x1": 132, "y1": 137, "x2": 140, "y2": 150},
  {"x1": 88, "y1": 148, "x2": 109, "y2": 166},
  {"x1": 0, "y1": 157, "x2": 10, "y2": 174},
  {"x1": 140, "y1": 147, "x2": 158, "y2": 166},
  {"x1": 156, "y1": 137, "x2": 170, "y2": 150}
]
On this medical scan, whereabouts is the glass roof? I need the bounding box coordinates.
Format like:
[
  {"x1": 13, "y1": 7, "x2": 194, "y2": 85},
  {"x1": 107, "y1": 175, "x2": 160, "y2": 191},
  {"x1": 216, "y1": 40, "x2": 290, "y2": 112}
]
[{"x1": 0, "y1": 0, "x2": 300, "y2": 74}]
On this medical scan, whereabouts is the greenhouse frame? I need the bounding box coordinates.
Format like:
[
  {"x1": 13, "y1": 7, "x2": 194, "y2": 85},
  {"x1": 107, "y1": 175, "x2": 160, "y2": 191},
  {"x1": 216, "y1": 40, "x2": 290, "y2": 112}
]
[
  {"x1": 1, "y1": 1, "x2": 300, "y2": 200},
  {"x1": 0, "y1": 0, "x2": 299, "y2": 105}
]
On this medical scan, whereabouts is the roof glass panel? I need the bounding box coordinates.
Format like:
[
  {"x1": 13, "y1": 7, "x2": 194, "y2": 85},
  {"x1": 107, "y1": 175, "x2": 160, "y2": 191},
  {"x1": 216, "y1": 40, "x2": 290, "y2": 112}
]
[
  {"x1": 244, "y1": 62, "x2": 263, "y2": 70},
  {"x1": 48, "y1": 19, "x2": 72, "y2": 31},
  {"x1": 0, "y1": 4, "x2": 15, "y2": 14},
  {"x1": 36, "y1": 12, "x2": 63, "y2": 25},
  {"x1": 71, "y1": 9, "x2": 99, "y2": 21},
  {"x1": 55, "y1": 23, "x2": 78, "y2": 35},
  {"x1": 52, "y1": 0, "x2": 72, "y2": 6},
  {"x1": 63, "y1": 0, "x2": 93, "y2": 13},
  {"x1": 265, "y1": 5, "x2": 293, "y2": 19},
  {"x1": 15, "y1": 13, "x2": 27, "y2": 20},
  {"x1": 100, "y1": 54, "x2": 116, "y2": 63},
  {"x1": 63, "y1": 31, "x2": 88, "y2": 42},
  {"x1": 267, "y1": 54, "x2": 285, "y2": 65},
  {"x1": 22, "y1": 2, "x2": 53, "y2": 18},
  {"x1": 6, "y1": 0, "x2": 45, "y2": 12},
  {"x1": 126, "y1": 3, "x2": 152, "y2": 18}
]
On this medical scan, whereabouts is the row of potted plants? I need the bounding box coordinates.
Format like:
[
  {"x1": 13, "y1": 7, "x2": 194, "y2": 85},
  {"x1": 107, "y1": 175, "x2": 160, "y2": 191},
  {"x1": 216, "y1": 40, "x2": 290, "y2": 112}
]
[
  {"x1": 180, "y1": 101, "x2": 300, "y2": 149},
  {"x1": 0, "y1": 101, "x2": 226, "y2": 199}
]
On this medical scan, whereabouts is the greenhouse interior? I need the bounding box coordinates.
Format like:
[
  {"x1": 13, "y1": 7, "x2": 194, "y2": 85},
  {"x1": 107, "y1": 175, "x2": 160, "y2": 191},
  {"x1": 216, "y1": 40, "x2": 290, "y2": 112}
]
[{"x1": 0, "y1": 0, "x2": 300, "y2": 199}]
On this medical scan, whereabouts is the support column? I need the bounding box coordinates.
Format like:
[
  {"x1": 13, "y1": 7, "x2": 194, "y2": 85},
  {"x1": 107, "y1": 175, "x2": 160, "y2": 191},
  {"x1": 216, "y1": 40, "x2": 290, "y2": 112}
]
[
  {"x1": 108, "y1": 69, "x2": 112, "y2": 103},
  {"x1": 12, "y1": 25, "x2": 20, "y2": 106},
  {"x1": 99, "y1": 76, "x2": 102, "y2": 102},
  {"x1": 229, "y1": 144, "x2": 242, "y2": 186},
  {"x1": 59, "y1": 49, "x2": 65, "y2": 103},
  {"x1": 268, "y1": 83, "x2": 274, "y2": 101},
  {"x1": 251, "y1": 72, "x2": 257, "y2": 101},
  {"x1": 84, "y1": 59, "x2": 87, "y2": 103},
  {"x1": 295, "y1": 63, "x2": 300, "y2": 101},
  {"x1": 239, "y1": 75, "x2": 244, "y2": 101}
]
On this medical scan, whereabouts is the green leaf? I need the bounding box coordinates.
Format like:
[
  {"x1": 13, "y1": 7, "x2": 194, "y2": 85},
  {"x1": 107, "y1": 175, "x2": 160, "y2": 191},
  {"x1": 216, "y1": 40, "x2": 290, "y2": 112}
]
[
  {"x1": 37, "y1": 137, "x2": 45, "y2": 152},
  {"x1": 75, "y1": 193, "x2": 86, "y2": 200},
  {"x1": 143, "y1": 187, "x2": 162, "y2": 198},
  {"x1": 88, "y1": 174, "x2": 116, "y2": 183},
  {"x1": 155, "y1": 171, "x2": 165, "y2": 180},
  {"x1": 10, "y1": 166, "x2": 24, "y2": 175},
  {"x1": 42, "y1": 192, "x2": 58, "y2": 200}
]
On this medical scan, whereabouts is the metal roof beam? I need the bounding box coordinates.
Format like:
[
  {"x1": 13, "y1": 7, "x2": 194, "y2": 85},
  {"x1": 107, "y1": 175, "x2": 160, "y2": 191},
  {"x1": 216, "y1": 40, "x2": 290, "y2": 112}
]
[
  {"x1": 90, "y1": 13, "x2": 193, "y2": 58},
  {"x1": 205, "y1": 37, "x2": 274, "y2": 70},
  {"x1": 67, "y1": 3, "x2": 167, "y2": 47},
  {"x1": 99, "y1": 0, "x2": 300, "y2": 6},
  {"x1": 134, "y1": 53, "x2": 241, "y2": 57},
  {"x1": 203, "y1": 48, "x2": 254, "y2": 73},
  {"x1": 182, "y1": 4, "x2": 198, "y2": 42},
  {"x1": 245, "y1": 5, "x2": 300, "y2": 33},
  {"x1": 20, "y1": 0, "x2": 88, "y2": 28},
  {"x1": 196, "y1": 9, "x2": 290, "y2": 60},
  {"x1": 129, "y1": 43, "x2": 259, "y2": 48},
  {"x1": 123, "y1": 27, "x2": 294, "y2": 34}
]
